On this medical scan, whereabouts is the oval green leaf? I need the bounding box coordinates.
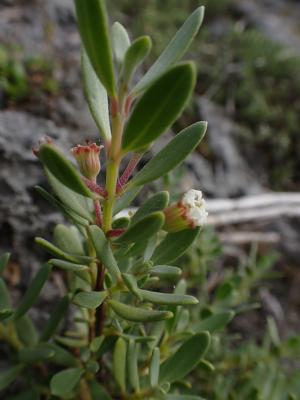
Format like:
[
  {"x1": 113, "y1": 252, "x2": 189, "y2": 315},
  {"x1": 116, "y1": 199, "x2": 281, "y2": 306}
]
[
  {"x1": 122, "y1": 36, "x2": 152, "y2": 84},
  {"x1": 14, "y1": 264, "x2": 52, "y2": 320},
  {"x1": 150, "y1": 347, "x2": 160, "y2": 387},
  {"x1": 131, "y1": 122, "x2": 207, "y2": 186},
  {"x1": 113, "y1": 337, "x2": 127, "y2": 393},
  {"x1": 46, "y1": 170, "x2": 94, "y2": 222},
  {"x1": 149, "y1": 265, "x2": 182, "y2": 279},
  {"x1": 39, "y1": 145, "x2": 92, "y2": 198},
  {"x1": 88, "y1": 225, "x2": 122, "y2": 282},
  {"x1": 152, "y1": 228, "x2": 200, "y2": 265},
  {"x1": 128, "y1": 340, "x2": 140, "y2": 391},
  {"x1": 112, "y1": 22, "x2": 131, "y2": 65},
  {"x1": 115, "y1": 212, "x2": 165, "y2": 244},
  {"x1": 75, "y1": 0, "x2": 115, "y2": 96},
  {"x1": 18, "y1": 344, "x2": 55, "y2": 364},
  {"x1": 122, "y1": 63, "x2": 196, "y2": 152},
  {"x1": 159, "y1": 332, "x2": 210, "y2": 383},
  {"x1": 50, "y1": 367, "x2": 83, "y2": 397},
  {"x1": 130, "y1": 191, "x2": 169, "y2": 225},
  {"x1": 15, "y1": 315, "x2": 38, "y2": 347},
  {"x1": 139, "y1": 289, "x2": 198, "y2": 306},
  {"x1": 49, "y1": 259, "x2": 88, "y2": 272},
  {"x1": 132, "y1": 6, "x2": 204, "y2": 95},
  {"x1": 34, "y1": 238, "x2": 76, "y2": 263},
  {"x1": 194, "y1": 311, "x2": 235, "y2": 333},
  {"x1": 108, "y1": 299, "x2": 173, "y2": 322},
  {"x1": 82, "y1": 50, "x2": 111, "y2": 142},
  {"x1": 73, "y1": 290, "x2": 108, "y2": 309}
]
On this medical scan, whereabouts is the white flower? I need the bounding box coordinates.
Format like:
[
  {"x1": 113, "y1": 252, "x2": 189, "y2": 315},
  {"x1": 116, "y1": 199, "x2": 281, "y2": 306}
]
[
  {"x1": 182, "y1": 189, "x2": 208, "y2": 227},
  {"x1": 163, "y1": 189, "x2": 208, "y2": 232}
]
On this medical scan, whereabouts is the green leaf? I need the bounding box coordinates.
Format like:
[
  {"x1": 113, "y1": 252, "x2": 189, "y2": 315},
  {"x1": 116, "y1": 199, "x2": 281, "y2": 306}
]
[
  {"x1": 35, "y1": 238, "x2": 92, "y2": 264},
  {"x1": 150, "y1": 347, "x2": 160, "y2": 387},
  {"x1": 194, "y1": 311, "x2": 235, "y2": 333},
  {"x1": 139, "y1": 289, "x2": 198, "y2": 306},
  {"x1": 35, "y1": 185, "x2": 89, "y2": 226},
  {"x1": 152, "y1": 228, "x2": 200, "y2": 265},
  {"x1": 113, "y1": 337, "x2": 127, "y2": 393},
  {"x1": 115, "y1": 212, "x2": 165, "y2": 244},
  {"x1": 40, "y1": 295, "x2": 70, "y2": 341},
  {"x1": 122, "y1": 36, "x2": 152, "y2": 83},
  {"x1": 0, "y1": 365, "x2": 23, "y2": 391},
  {"x1": 122, "y1": 273, "x2": 143, "y2": 300},
  {"x1": 108, "y1": 299, "x2": 173, "y2": 322},
  {"x1": 14, "y1": 264, "x2": 52, "y2": 320},
  {"x1": 18, "y1": 344, "x2": 55, "y2": 364},
  {"x1": 90, "y1": 336, "x2": 105, "y2": 353},
  {"x1": 50, "y1": 367, "x2": 83, "y2": 397},
  {"x1": 0, "y1": 278, "x2": 11, "y2": 309},
  {"x1": 159, "y1": 332, "x2": 210, "y2": 383},
  {"x1": 128, "y1": 340, "x2": 140, "y2": 391},
  {"x1": 82, "y1": 50, "x2": 111, "y2": 142},
  {"x1": 114, "y1": 187, "x2": 142, "y2": 215},
  {"x1": 132, "y1": 6, "x2": 204, "y2": 95},
  {"x1": 122, "y1": 63, "x2": 196, "y2": 152},
  {"x1": 149, "y1": 265, "x2": 182, "y2": 279},
  {"x1": 47, "y1": 344, "x2": 78, "y2": 367},
  {"x1": 46, "y1": 170, "x2": 94, "y2": 222},
  {"x1": 90, "y1": 381, "x2": 113, "y2": 400},
  {"x1": 131, "y1": 191, "x2": 169, "y2": 225},
  {"x1": 74, "y1": 0, "x2": 116, "y2": 96},
  {"x1": 73, "y1": 291, "x2": 108, "y2": 309},
  {"x1": 15, "y1": 315, "x2": 38, "y2": 346},
  {"x1": 0, "y1": 309, "x2": 13, "y2": 322},
  {"x1": 0, "y1": 253, "x2": 10, "y2": 274},
  {"x1": 53, "y1": 224, "x2": 84, "y2": 256},
  {"x1": 131, "y1": 122, "x2": 207, "y2": 186},
  {"x1": 112, "y1": 22, "x2": 131, "y2": 64},
  {"x1": 49, "y1": 259, "x2": 88, "y2": 272},
  {"x1": 39, "y1": 145, "x2": 92, "y2": 198},
  {"x1": 88, "y1": 225, "x2": 122, "y2": 281}
]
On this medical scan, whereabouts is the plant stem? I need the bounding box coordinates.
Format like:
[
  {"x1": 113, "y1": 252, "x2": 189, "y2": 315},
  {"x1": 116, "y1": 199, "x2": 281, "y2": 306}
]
[{"x1": 103, "y1": 109, "x2": 124, "y2": 232}]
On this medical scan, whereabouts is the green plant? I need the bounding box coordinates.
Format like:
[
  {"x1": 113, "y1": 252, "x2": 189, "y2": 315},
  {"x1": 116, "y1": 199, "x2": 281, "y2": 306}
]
[
  {"x1": 0, "y1": 2, "x2": 212, "y2": 399},
  {"x1": 0, "y1": 44, "x2": 59, "y2": 106}
]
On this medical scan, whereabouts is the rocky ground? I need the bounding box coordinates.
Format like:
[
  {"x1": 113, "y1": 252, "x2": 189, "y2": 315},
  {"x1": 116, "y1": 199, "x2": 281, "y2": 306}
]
[{"x1": 0, "y1": 0, "x2": 299, "y2": 340}]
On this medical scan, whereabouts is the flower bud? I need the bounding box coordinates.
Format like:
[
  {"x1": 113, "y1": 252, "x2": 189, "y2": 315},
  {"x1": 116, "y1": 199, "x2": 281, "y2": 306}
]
[
  {"x1": 163, "y1": 189, "x2": 208, "y2": 232},
  {"x1": 71, "y1": 143, "x2": 103, "y2": 181}
]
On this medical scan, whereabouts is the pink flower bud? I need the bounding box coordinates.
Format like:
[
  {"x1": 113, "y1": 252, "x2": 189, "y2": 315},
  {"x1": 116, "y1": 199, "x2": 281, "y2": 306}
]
[
  {"x1": 71, "y1": 143, "x2": 103, "y2": 181},
  {"x1": 163, "y1": 189, "x2": 208, "y2": 232}
]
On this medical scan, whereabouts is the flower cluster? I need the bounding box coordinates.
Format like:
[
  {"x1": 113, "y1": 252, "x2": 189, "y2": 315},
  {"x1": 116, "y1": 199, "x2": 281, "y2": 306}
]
[
  {"x1": 163, "y1": 189, "x2": 208, "y2": 232},
  {"x1": 71, "y1": 142, "x2": 103, "y2": 181}
]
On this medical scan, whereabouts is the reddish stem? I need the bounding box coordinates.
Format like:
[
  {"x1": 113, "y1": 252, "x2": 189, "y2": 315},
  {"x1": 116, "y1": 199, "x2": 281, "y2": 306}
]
[
  {"x1": 93, "y1": 200, "x2": 103, "y2": 227},
  {"x1": 116, "y1": 153, "x2": 142, "y2": 193},
  {"x1": 83, "y1": 177, "x2": 107, "y2": 197},
  {"x1": 107, "y1": 228, "x2": 126, "y2": 238}
]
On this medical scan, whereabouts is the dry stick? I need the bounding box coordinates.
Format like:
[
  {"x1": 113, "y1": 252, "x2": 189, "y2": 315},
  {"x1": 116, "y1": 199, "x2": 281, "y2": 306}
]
[
  {"x1": 116, "y1": 192, "x2": 300, "y2": 242},
  {"x1": 206, "y1": 192, "x2": 300, "y2": 225}
]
